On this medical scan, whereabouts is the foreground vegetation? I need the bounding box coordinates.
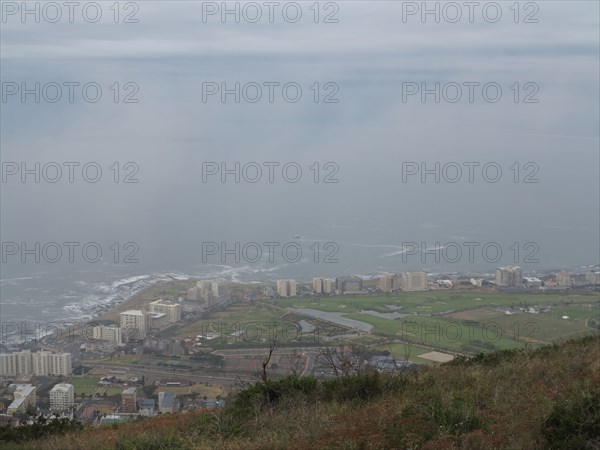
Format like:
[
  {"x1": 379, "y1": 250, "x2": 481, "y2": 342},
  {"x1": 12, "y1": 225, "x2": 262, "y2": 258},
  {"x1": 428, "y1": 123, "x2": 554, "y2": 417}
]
[{"x1": 3, "y1": 335, "x2": 599, "y2": 449}]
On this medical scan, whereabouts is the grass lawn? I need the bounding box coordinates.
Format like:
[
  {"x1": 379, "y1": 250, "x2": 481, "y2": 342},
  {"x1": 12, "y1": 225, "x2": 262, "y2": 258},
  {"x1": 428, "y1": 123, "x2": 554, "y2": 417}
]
[
  {"x1": 347, "y1": 313, "x2": 527, "y2": 354},
  {"x1": 274, "y1": 292, "x2": 598, "y2": 354},
  {"x1": 278, "y1": 291, "x2": 597, "y2": 316},
  {"x1": 172, "y1": 303, "x2": 287, "y2": 341},
  {"x1": 105, "y1": 388, "x2": 124, "y2": 396},
  {"x1": 484, "y1": 312, "x2": 597, "y2": 343},
  {"x1": 69, "y1": 376, "x2": 99, "y2": 395}
]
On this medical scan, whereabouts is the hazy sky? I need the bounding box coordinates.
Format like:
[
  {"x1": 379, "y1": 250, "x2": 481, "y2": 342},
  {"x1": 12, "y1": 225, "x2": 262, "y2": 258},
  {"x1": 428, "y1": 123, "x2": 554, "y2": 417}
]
[{"x1": 1, "y1": 1, "x2": 599, "y2": 277}]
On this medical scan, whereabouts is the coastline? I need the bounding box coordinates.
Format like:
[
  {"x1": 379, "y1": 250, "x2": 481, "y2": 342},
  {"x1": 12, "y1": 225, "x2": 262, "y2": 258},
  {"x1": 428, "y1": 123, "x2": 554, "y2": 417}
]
[
  {"x1": 91, "y1": 278, "x2": 196, "y2": 323},
  {"x1": 4, "y1": 278, "x2": 195, "y2": 348}
]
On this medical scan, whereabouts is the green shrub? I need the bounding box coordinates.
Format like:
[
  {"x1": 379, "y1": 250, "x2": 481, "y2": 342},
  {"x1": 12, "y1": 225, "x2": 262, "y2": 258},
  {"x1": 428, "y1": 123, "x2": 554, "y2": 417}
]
[
  {"x1": 542, "y1": 389, "x2": 600, "y2": 449},
  {"x1": 192, "y1": 408, "x2": 250, "y2": 439},
  {"x1": 113, "y1": 433, "x2": 192, "y2": 450},
  {"x1": 449, "y1": 347, "x2": 524, "y2": 368},
  {"x1": 0, "y1": 415, "x2": 82, "y2": 444},
  {"x1": 430, "y1": 396, "x2": 481, "y2": 435},
  {"x1": 320, "y1": 371, "x2": 382, "y2": 403},
  {"x1": 233, "y1": 375, "x2": 318, "y2": 410}
]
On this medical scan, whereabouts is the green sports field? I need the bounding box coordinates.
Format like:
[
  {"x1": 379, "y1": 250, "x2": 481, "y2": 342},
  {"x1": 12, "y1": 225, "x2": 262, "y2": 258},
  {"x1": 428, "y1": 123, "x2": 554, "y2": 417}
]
[{"x1": 69, "y1": 376, "x2": 99, "y2": 395}]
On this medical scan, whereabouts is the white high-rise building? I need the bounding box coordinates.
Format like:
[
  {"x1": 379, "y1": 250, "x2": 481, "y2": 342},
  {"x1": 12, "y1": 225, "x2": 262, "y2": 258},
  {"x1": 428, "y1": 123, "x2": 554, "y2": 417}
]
[
  {"x1": 211, "y1": 282, "x2": 221, "y2": 298},
  {"x1": 92, "y1": 325, "x2": 122, "y2": 344},
  {"x1": 31, "y1": 351, "x2": 49, "y2": 376},
  {"x1": 379, "y1": 274, "x2": 401, "y2": 292},
  {"x1": 50, "y1": 352, "x2": 72, "y2": 376},
  {"x1": 585, "y1": 271, "x2": 600, "y2": 285},
  {"x1": 0, "y1": 353, "x2": 13, "y2": 376},
  {"x1": 119, "y1": 310, "x2": 150, "y2": 340},
  {"x1": 0, "y1": 351, "x2": 30, "y2": 377},
  {"x1": 49, "y1": 383, "x2": 74, "y2": 410},
  {"x1": 276, "y1": 279, "x2": 297, "y2": 297},
  {"x1": 0, "y1": 351, "x2": 71, "y2": 377},
  {"x1": 495, "y1": 267, "x2": 523, "y2": 286},
  {"x1": 400, "y1": 272, "x2": 428, "y2": 291},
  {"x1": 312, "y1": 278, "x2": 334, "y2": 294},
  {"x1": 556, "y1": 272, "x2": 571, "y2": 287},
  {"x1": 195, "y1": 280, "x2": 223, "y2": 305},
  {"x1": 197, "y1": 280, "x2": 211, "y2": 303},
  {"x1": 313, "y1": 278, "x2": 323, "y2": 294},
  {"x1": 187, "y1": 286, "x2": 201, "y2": 301},
  {"x1": 148, "y1": 299, "x2": 182, "y2": 323}
]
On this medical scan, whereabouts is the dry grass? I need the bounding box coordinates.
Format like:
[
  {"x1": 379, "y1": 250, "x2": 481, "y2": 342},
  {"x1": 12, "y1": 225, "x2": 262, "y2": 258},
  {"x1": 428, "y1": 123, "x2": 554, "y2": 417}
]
[{"x1": 5, "y1": 336, "x2": 599, "y2": 450}]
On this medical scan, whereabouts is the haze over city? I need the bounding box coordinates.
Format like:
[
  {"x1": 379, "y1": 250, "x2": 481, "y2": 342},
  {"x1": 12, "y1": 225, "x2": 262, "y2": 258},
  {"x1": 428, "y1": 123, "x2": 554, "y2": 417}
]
[{"x1": 0, "y1": 2, "x2": 598, "y2": 449}]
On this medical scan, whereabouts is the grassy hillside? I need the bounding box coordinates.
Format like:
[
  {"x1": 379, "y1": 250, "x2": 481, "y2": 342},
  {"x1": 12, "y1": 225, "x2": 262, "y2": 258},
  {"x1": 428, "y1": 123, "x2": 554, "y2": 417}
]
[{"x1": 3, "y1": 336, "x2": 599, "y2": 449}]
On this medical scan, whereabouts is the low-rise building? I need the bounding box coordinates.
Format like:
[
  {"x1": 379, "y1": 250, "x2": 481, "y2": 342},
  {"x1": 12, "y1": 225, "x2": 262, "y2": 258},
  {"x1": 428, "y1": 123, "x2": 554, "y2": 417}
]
[
  {"x1": 148, "y1": 312, "x2": 168, "y2": 329},
  {"x1": 138, "y1": 399, "x2": 156, "y2": 417},
  {"x1": 121, "y1": 387, "x2": 137, "y2": 413},
  {"x1": 470, "y1": 278, "x2": 483, "y2": 287},
  {"x1": 7, "y1": 384, "x2": 36, "y2": 415},
  {"x1": 523, "y1": 277, "x2": 542, "y2": 288},
  {"x1": 369, "y1": 356, "x2": 412, "y2": 372},
  {"x1": 158, "y1": 392, "x2": 179, "y2": 413},
  {"x1": 436, "y1": 279, "x2": 453, "y2": 288}
]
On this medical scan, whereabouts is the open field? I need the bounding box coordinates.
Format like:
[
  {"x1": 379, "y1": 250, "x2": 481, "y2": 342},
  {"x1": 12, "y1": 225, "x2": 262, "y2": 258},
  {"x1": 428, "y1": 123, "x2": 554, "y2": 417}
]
[
  {"x1": 275, "y1": 292, "x2": 599, "y2": 355},
  {"x1": 349, "y1": 313, "x2": 529, "y2": 353},
  {"x1": 443, "y1": 303, "x2": 599, "y2": 344},
  {"x1": 170, "y1": 303, "x2": 286, "y2": 341},
  {"x1": 99, "y1": 289, "x2": 597, "y2": 367},
  {"x1": 277, "y1": 291, "x2": 597, "y2": 316},
  {"x1": 481, "y1": 313, "x2": 595, "y2": 343},
  {"x1": 104, "y1": 388, "x2": 123, "y2": 396},
  {"x1": 171, "y1": 301, "x2": 357, "y2": 348},
  {"x1": 69, "y1": 376, "x2": 100, "y2": 395}
]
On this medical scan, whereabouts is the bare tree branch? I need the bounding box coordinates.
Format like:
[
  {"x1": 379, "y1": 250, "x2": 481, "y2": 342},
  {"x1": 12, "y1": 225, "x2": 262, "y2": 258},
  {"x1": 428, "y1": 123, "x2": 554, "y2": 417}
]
[
  {"x1": 260, "y1": 329, "x2": 277, "y2": 403},
  {"x1": 318, "y1": 342, "x2": 367, "y2": 378}
]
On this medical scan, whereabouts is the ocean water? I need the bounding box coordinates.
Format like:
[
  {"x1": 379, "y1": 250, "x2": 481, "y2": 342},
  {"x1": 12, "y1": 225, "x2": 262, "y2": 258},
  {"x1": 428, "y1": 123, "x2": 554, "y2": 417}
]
[{"x1": 0, "y1": 236, "x2": 588, "y2": 344}]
